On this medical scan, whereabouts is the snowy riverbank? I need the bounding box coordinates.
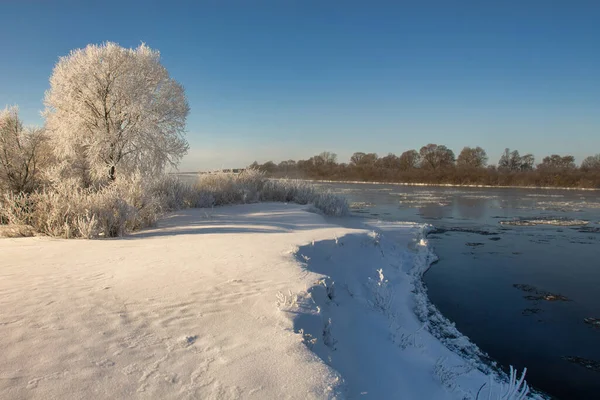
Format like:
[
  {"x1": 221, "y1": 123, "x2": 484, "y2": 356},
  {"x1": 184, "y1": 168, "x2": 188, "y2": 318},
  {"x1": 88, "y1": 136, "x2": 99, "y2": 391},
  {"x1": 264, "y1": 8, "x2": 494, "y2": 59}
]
[{"x1": 0, "y1": 203, "x2": 535, "y2": 399}]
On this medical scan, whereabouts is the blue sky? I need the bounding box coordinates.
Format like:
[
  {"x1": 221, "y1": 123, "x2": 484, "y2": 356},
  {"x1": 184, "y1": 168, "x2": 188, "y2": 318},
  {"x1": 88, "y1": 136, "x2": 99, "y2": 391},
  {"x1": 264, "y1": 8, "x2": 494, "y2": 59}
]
[{"x1": 1, "y1": 1, "x2": 599, "y2": 170}]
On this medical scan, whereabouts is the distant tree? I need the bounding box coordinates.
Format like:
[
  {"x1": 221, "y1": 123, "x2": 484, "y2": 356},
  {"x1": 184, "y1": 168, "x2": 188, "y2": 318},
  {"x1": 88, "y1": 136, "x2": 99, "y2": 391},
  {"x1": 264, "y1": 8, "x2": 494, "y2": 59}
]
[
  {"x1": 376, "y1": 153, "x2": 401, "y2": 169},
  {"x1": 296, "y1": 159, "x2": 309, "y2": 171},
  {"x1": 298, "y1": 151, "x2": 338, "y2": 178},
  {"x1": 357, "y1": 153, "x2": 378, "y2": 166},
  {"x1": 277, "y1": 160, "x2": 297, "y2": 175},
  {"x1": 314, "y1": 151, "x2": 337, "y2": 166},
  {"x1": 509, "y1": 150, "x2": 522, "y2": 171},
  {"x1": 538, "y1": 155, "x2": 576, "y2": 171},
  {"x1": 278, "y1": 160, "x2": 296, "y2": 169},
  {"x1": 258, "y1": 161, "x2": 277, "y2": 173},
  {"x1": 520, "y1": 154, "x2": 535, "y2": 171},
  {"x1": 350, "y1": 152, "x2": 366, "y2": 166},
  {"x1": 44, "y1": 42, "x2": 190, "y2": 182},
  {"x1": 419, "y1": 144, "x2": 455, "y2": 170},
  {"x1": 348, "y1": 152, "x2": 377, "y2": 180},
  {"x1": 349, "y1": 152, "x2": 377, "y2": 167},
  {"x1": 498, "y1": 148, "x2": 511, "y2": 170},
  {"x1": 456, "y1": 146, "x2": 488, "y2": 169},
  {"x1": 581, "y1": 154, "x2": 600, "y2": 172},
  {"x1": 498, "y1": 148, "x2": 528, "y2": 172},
  {"x1": 398, "y1": 150, "x2": 420, "y2": 170},
  {"x1": 0, "y1": 106, "x2": 52, "y2": 193}
]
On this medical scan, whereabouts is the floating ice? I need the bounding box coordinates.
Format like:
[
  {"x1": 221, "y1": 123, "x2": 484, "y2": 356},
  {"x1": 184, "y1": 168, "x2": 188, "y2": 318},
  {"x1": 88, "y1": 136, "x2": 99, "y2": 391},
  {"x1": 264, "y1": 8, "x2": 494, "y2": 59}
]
[{"x1": 500, "y1": 217, "x2": 588, "y2": 227}]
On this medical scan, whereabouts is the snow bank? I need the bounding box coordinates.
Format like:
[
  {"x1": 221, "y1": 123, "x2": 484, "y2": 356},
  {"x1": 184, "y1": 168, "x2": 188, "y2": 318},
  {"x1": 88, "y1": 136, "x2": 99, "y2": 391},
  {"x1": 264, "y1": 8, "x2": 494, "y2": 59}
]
[{"x1": 0, "y1": 204, "x2": 537, "y2": 399}]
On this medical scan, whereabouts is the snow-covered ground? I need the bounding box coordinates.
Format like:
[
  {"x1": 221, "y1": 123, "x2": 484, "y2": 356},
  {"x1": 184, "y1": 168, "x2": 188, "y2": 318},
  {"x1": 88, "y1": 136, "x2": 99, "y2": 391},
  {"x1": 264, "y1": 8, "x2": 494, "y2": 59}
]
[{"x1": 0, "y1": 203, "x2": 534, "y2": 399}]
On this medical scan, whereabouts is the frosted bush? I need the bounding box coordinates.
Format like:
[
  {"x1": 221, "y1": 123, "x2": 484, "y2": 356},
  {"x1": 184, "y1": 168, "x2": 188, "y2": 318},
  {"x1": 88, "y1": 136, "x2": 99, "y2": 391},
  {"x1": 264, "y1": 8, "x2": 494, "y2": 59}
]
[
  {"x1": 195, "y1": 170, "x2": 348, "y2": 216},
  {"x1": 368, "y1": 268, "x2": 394, "y2": 314},
  {"x1": 1, "y1": 192, "x2": 32, "y2": 226},
  {"x1": 149, "y1": 175, "x2": 196, "y2": 210},
  {"x1": 0, "y1": 223, "x2": 36, "y2": 238},
  {"x1": 479, "y1": 366, "x2": 530, "y2": 400},
  {"x1": 1, "y1": 174, "x2": 160, "y2": 238},
  {"x1": 260, "y1": 179, "x2": 316, "y2": 203},
  {"x1": 312, "y1": 192, "x2": 350, "y2": 217},
  {"x1": 1, "y1": 170, "x2": 348, "y2": 239},
  {"x1": 195, "y1": 170, "x2": 264, "y2": 205},
  {"x1": 75, "y1": 211, "x2": 99, "y2": 239}
]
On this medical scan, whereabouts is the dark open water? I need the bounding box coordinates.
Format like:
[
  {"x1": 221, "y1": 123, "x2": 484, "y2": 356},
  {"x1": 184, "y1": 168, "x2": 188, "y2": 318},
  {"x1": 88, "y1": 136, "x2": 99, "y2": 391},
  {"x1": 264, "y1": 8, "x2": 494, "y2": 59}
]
[{"x1": 313, "y1": 182, "x2": 600, "y2": 400}]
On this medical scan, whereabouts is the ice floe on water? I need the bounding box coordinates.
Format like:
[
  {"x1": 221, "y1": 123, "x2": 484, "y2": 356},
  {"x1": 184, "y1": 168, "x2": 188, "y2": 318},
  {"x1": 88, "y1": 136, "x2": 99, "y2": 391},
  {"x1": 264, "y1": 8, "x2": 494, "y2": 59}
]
[
  {"x1": 526, "y1": 194, "x2": 565, "y2": 198},
  {"x1": 391, "y1": 193, "x2": 452, "y2": 207},
  {"x1": 460, "y1": 195, "x2": 498, "y2": 199},
  {"x1": 584, "y1": 317, "x2": 600, "y2": 328},
  {"x1": 429, "y1": 227, "x2": 498, "y2": 236},
  {"x1": 400, "y1": 200, "x2": 452, "y2": 207},
  {"x1": 561, "y1": 356, "x2": 600, "y2": 373},
  {"x1": 499, "y1": 217, "x2": 589, "y2": 227},
  {"x1": 513, "y1": 284, "x2": 570, "y2": 302},
  {"x1": 349, "y1": 201, "x2": 374, "y2": 209}
]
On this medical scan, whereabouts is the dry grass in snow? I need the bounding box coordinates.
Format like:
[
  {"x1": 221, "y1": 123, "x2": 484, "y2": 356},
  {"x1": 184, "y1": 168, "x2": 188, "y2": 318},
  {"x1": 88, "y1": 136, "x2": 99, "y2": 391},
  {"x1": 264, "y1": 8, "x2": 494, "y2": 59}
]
[{"x1": 0, "y1": 169, "x2": 348, "y2": 238}]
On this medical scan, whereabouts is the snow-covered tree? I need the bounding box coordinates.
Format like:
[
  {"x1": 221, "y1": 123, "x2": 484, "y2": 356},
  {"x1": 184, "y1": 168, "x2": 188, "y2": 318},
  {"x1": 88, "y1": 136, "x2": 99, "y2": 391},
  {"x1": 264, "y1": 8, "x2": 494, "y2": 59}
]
[
  {"x1": 0, "y1": 106, "x2": 51, "y2": 193},
  {"x1": 44, "y1": 42, "x2": 190, "y2": 182}
]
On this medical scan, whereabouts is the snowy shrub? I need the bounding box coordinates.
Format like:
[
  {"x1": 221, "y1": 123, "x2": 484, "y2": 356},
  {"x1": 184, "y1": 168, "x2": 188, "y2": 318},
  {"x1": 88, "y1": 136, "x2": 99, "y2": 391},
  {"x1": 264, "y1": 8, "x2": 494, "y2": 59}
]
[
  {"x1": 1, "y1": 170, "x2": 348, "y2": 239},
  {"x1": 195, "y1": 170, "x2": 349, "y2": 216},
  {"x1": 434, "y1": 358, "x2": 530, "y2": 400},
  {"x1": 0, "y1": 174, "x2": 160, "y2": 238},
  {"x1": 318, "y1": 278, "x2": 336, "y2": 302},
  {"x1": 477, "y1": 366, "x2": 530, "y2": 400},
  {"x1": 260, "y1": 178, "x2": 316, "y2": 203},
  {"x1": 148, "y1": 175, "x2": 197, "y2": 210},
  {"x1": 433, "y1": 357, "x2": 474, "y2": 393},
  {"x1": 367, "y1": 268, "x2": 394, "y2": 314},
  {"x1": 0, "y1": 106, "x2": 52, "y2": 194},
  {"x1": 311, "y1": 191, "x2": 350, "y2": 217},
  {"x1": 367, "y1": 230, "x2": 381, "y2": 246},
  {"x1": 276, "y1": 290, "x2": 299, "y2": 309},
  {"x1": 75, "y1": 211, "x2": 99, "y2": 239},
  {"x1": 0, "y1": 191, "x2": 32, "y2": 226},
  {"x1": 297, "y1": 329, "x2": 318, "y2": 349},
  {"x1": 390, "y1": 322, "x2": 426, "y2": 350},
  {"x1": 195, "y1": 170, "x2": 264, "y2": 206},
  {"x1": 0, "y1": 223, "x2": 36, "y2": 238}
]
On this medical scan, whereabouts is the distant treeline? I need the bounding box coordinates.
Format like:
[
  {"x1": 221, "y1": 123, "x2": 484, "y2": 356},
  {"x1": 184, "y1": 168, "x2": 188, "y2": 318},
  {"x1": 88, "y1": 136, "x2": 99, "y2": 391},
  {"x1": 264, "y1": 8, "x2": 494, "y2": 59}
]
[{"x1": 249, "y1": 145, "x2": 600, "y2": 188}]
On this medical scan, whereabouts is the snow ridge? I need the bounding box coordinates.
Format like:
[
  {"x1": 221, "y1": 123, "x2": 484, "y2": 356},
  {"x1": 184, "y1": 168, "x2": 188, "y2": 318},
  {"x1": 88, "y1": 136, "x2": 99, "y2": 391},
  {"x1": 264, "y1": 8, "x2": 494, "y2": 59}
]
[{"x1": 282, "y1": 221, "x2": 544, "y2": 399}]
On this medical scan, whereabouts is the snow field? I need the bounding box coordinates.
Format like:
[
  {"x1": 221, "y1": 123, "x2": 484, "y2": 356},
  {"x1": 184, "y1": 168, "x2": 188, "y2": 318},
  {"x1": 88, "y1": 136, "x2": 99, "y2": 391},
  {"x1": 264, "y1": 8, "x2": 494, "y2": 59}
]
[{"x1": 0, "y1": 204, "x2": 536, "y2": 399}]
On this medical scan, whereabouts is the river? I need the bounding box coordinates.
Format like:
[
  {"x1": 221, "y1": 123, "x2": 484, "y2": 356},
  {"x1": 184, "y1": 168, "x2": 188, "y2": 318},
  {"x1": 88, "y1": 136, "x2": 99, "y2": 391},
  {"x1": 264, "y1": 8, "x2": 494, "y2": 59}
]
[{"x1": 312, "y1": 182, "x2": 600, "y2": 400}]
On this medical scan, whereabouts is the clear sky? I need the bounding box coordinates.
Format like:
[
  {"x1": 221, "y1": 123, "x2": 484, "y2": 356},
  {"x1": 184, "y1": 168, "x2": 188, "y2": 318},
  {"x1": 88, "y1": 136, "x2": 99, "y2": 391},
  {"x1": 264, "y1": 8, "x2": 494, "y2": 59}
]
[{"x1": 1, "y1": 0, "x2": 599, "y2": 170}]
